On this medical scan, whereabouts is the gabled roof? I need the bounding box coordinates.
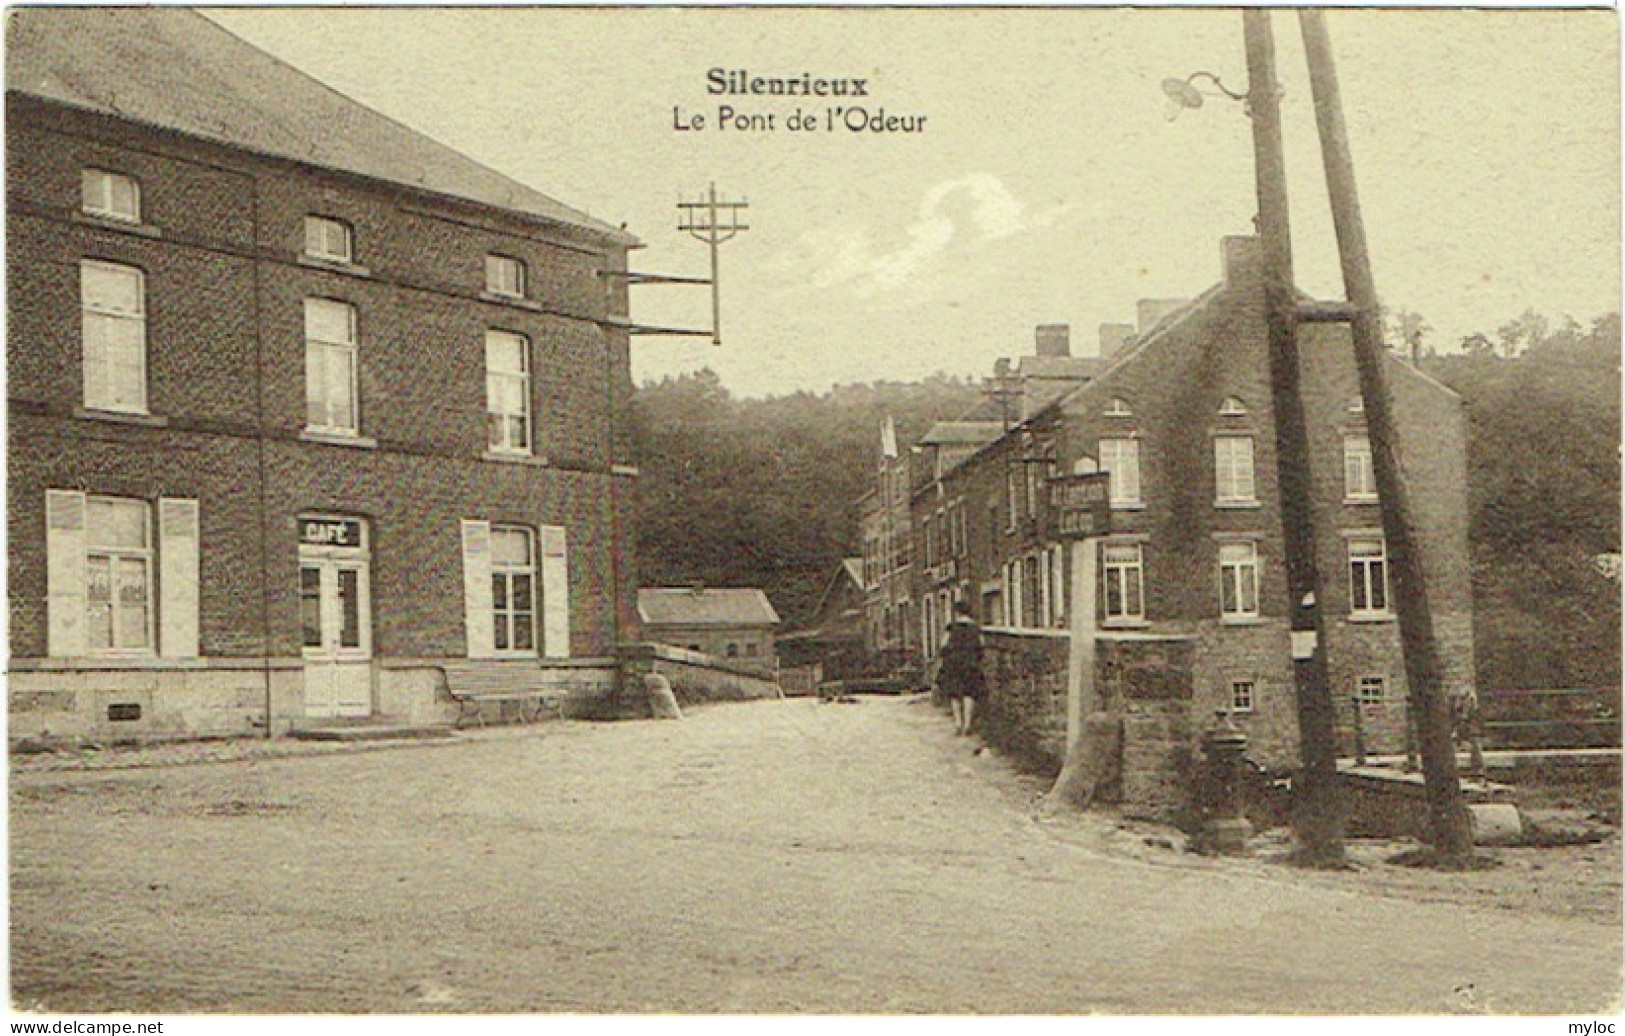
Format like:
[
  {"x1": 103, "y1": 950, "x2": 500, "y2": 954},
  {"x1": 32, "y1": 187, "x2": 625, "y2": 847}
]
[
  {"x1": 840, "y1": 557, "x2": 864, "y2": 587},
  {"x1": 638, "y1": 588, "x2": 780, "y2": 628},
  {"x1": 6, "y1": 7, "x2": 636, "y2": 245}
]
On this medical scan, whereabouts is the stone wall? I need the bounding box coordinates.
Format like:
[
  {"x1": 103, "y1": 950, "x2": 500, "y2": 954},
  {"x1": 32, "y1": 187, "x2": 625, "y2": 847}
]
[{"x1": 978, "y1": 628, "x2": 1069, "y2": 772}]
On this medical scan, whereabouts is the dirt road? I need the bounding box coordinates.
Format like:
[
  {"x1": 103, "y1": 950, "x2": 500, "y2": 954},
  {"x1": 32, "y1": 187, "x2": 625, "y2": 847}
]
[{"x1": 11, "y1": 697, "x2": 1621, "y2": 1014}]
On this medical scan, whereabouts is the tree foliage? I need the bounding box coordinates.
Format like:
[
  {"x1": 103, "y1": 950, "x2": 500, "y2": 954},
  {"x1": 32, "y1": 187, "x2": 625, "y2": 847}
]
[
  {"x1": 1425, "y1": 312, "x2": 1621, "y2": 690},
  {"x1": 631, "y1": 313, "x2": 1620, "y2": 693},
  {"x1": 631, "y1": 370, "x2": 981, "y2": 625}
]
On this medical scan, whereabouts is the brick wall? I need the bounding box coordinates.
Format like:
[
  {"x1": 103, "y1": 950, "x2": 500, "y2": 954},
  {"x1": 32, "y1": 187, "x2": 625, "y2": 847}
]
[{"x1": 8, "y1": 96, "x2": 640, "y2": 735}]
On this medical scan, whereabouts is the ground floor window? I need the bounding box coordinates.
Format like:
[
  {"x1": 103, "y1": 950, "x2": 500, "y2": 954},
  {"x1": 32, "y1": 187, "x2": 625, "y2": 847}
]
[
  {"x1": 46, "y1": 490, "x2": 198, "y2": 659},
  {"x1": 1230, "y1": 679, "x2": 1256, "y2": 713},
  {"x1": 1102, "y1": 542, "x2": 1144, "y2": 622},
  {"x1": 461, "y1": 519, "x2": 569, "y2": 660},
  {"x1": 490, "y1": 525, "x2": 536, "y2": 654},
  {"x1": 1358, "y1": 673, "x2": 1387, "y2": 705},
  {"x1": 86, "y1": 497, "x2": 153, "y2": 651}
]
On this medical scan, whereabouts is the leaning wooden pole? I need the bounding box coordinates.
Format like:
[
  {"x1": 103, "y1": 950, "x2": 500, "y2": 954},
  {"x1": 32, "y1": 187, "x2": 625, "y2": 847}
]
[
  {"x1": 1243, "y1": 9, "x2": 1346, "y2": 866},
  {"x1": 1298, "y1": 9, "x2": 1473, "y2": 864}
]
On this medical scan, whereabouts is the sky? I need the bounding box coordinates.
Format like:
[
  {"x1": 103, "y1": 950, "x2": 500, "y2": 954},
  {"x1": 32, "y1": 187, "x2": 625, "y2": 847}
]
[{"x1": 207, "y1": 7, "x2": 1620, "y2": 398}]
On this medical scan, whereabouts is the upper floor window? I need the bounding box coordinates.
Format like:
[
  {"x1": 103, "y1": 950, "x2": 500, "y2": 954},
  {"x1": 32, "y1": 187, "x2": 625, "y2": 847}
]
[
  {"x1": 80, "y1": 260, "x2": 147, "y2": 414},
  {"x1": 1105, "y1": 397, "x2": 1133, "y2": 418},
  {"x1": 1102, "y1": 542, "x2": 1145, "y2": 623},
  {"x1": 86, "y1": 496, "x2": 154, "y2": 654},
  {"x1": 1348, "y1": 536, "x2": 1392, "y2": 618},
  {"x1": 82, "y1": 169, "x2": 141, "y2": 223},
  {"x1": 490, "y1": 525, "x2": 537, "y2": 654},
  {"x1": 1218, "y1": 541, "x2": 1260, "y2": 621},
  {"x1": 1006, "y1": 464, "x2": 1020, "y2": 530},
  {"x1": 304, "y1": 216, "x2": 353, "y2": 264},
  {"x1": 486, "y1": 254, "x2": 526, "y2": 298},
  {"x1": 1344, "y1": 435, "x2": 1377, "y2": 502},
  {"x1": 1218, "y1": 395, "x2": 1250, "y2": 417},
  {"x1": 304, "y1": 298, "x2": 359, "y2": 435},
  {"x1": 1214, "y1": 435, "x2": 1256, "y2": 505},
  {"x1": 1098, "y1": 438, "x2": 1141, "y2": 507},
  {"x1": 485, "y1": 330, "x2": 532, "y2": 454}
]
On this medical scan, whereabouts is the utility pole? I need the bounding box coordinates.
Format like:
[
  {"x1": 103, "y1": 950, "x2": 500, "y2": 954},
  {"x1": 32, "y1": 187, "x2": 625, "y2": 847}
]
[
  {"x1": 1298, "y1": 9, "x2": 1473, "y2": 864},
  {"x1": 678, "y1": 183, "x2": 750, "y2": 345},
  {"x1": 1243, "y1": 9, "x2": 1346, "y2": 866}
]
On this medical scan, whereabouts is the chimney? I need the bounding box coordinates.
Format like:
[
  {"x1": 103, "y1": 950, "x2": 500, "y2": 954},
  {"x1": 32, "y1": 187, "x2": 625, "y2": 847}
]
[
  {"x1": 1222, "y1": 235, "x2": 1262, "y2": 287},
  {"x1": 1099, "y1": 322, "x2": 1135, "y2": 359},
  {"x1": 1137, "y1": 298, "x2": 1189, "y2": 336},
  {"x1": 1034, "y1": 323, "x2": 1071, "y2": 358}
]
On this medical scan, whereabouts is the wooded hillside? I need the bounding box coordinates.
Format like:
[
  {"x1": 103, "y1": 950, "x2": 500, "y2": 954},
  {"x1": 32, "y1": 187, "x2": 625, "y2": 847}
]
[
  {"x1": 631, "y1": 315, "x2": 1621, "y2": 691},
  {"x1": 1424, "y1": 314, "x2": 1621, "y2": 692},
  {"x1": 629, "y1": 370, "x2": 982, "y2": 625}
]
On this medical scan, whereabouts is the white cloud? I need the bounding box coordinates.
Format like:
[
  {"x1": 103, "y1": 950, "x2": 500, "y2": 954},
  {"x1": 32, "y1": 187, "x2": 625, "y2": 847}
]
[{"x1": 787, "y1": 174, "x2": 1059, "y2": 298}]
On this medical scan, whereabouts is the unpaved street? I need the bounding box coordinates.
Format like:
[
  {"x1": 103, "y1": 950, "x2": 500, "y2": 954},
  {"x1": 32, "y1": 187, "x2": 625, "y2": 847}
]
[{"x1": 11, "y1": 697, "x2": 1622, "y2": 1014}]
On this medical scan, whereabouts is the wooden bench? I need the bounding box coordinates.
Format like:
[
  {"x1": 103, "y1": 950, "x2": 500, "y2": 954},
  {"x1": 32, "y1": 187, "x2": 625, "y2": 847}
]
[{"x1": 440, "y1": 662, "x2": 568, "y2": 728}]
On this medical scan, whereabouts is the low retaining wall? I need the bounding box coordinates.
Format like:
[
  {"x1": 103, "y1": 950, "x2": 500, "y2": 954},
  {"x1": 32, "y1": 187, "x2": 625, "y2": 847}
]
[
  {"x1": 977, "y1": 629, "x2": 1212, "y2": 823},
  {"x1": 1340, "y1": 766, "x2": 1516, "y2": 839},
  {"x1": 573, "y1": 643, "x2": 782, "y2": 719}
]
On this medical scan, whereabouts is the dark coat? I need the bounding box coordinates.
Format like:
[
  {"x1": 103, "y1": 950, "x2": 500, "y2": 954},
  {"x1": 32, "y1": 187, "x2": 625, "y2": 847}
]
[{"x1": 936, "y1": 619, "x2": 988, "y2": 700}]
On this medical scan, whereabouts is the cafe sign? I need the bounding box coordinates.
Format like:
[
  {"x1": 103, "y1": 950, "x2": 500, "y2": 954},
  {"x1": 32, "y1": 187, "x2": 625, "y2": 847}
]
[
  {"x1": 300, "y1": 516, "x2": 364, "y2": 549},
  {"x1": 1048, "y1": 472, "x2": 1111, "y2": 540}
]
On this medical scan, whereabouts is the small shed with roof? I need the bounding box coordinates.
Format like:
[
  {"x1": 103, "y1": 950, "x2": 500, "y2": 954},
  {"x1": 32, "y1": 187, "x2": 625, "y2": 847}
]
[{"x1": 638, "y1": 587, "x2": 781, "y2": 673}]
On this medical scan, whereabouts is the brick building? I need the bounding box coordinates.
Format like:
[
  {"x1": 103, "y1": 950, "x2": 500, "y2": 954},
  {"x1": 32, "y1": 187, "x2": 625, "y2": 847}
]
[
  {"x1": 881, "y1": 236, "x2": 1474, "y2": 765},
  {"x1": 7, "y1": 8, "x2": 642, "y2": 738}
]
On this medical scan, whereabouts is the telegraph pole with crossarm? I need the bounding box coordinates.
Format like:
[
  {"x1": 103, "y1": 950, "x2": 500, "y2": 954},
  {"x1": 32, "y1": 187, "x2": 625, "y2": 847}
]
[{"x1": 678, "y1": 183, "x2": 750, "y2": 345}]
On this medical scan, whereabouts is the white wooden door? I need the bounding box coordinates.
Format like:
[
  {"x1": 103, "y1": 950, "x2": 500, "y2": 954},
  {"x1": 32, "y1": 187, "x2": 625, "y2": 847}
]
[{"x1": 300, "y1": 557, "x2": 372, "y2": 719}]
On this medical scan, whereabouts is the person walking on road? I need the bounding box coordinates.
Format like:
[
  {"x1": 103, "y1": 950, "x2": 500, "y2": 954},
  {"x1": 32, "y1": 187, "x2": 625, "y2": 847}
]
[{"x1": 938, "y1": 603, "x2": 988, "y2": 736}]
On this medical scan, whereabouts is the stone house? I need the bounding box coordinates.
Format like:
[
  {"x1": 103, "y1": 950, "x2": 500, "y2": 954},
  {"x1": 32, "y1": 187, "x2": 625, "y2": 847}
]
[
  {"x1": 7, "y1": 8, "x2": 642, "y2": 739},
  {"x1": 898, "y1": 236, "x2": 1474, "y2": 770}
]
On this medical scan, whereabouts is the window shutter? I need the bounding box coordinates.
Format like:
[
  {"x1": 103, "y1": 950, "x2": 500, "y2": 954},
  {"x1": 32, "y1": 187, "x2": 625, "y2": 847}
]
[
  {"x1": 1050, "y1": 544, "x2": 1066, "y2": 623},
  {"x1": 461, "y1": 520, "x2": 495, "y2": 659},
  {"x1": 46, "y1": 490, "x2": 89, "y2": 657},
  {"x1": 159, "y1": 498, "x2": 200, "y2": 658},
  {"x1": 539, "y1": 525, "x2": 570, "y2": 659}
]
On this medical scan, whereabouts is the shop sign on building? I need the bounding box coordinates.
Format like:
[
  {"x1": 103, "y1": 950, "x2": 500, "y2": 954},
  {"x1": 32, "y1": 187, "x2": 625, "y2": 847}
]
[{"x1": 1048, "y1": 472, "x2": 1111, "y2": 540}]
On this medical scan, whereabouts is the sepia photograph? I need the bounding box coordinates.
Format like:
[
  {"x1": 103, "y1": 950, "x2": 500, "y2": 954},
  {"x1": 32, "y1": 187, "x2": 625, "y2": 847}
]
[{"x1": 5, "y1": 3, "x2": 1621, "y2": 1020}]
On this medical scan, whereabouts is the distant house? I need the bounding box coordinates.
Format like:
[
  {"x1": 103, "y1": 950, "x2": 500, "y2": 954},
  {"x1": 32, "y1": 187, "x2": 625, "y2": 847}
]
[
  {"x1": 638, "y1": 588, "x2": 781, "y2": 674},
  {"x1": 777, "y1": 558, "x2": 869, "y2": 683}
]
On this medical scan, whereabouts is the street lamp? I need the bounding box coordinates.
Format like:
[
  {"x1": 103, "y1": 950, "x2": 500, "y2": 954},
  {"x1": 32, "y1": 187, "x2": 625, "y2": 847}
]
[{"x1": 1160, "y1": 71, "x2": 1247, "y2": 120}]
